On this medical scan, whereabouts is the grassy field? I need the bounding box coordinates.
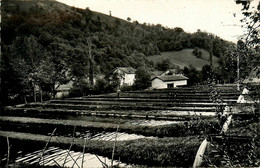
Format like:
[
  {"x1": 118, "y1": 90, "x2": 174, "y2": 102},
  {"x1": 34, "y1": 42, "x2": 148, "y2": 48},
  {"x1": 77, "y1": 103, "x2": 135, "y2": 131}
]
[{"x1": 148, "y1": 49, "x2": 219, "y2": 70}]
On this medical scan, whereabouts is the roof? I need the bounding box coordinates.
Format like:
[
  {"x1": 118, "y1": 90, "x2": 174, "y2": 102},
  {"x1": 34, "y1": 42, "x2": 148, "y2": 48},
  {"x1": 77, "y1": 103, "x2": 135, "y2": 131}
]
[
  {"x1": 150, "y1": 71, "x2": 165, "y2": 79},
  {"x1": 56, "y1": 81, "x2": 74, "y2": 91},
  {"x1": 151, "y1": 75, "x2": 188, "y2": 82},
  {"x1": 115, "y1": 67, "x2": 136, "y2": 74}
]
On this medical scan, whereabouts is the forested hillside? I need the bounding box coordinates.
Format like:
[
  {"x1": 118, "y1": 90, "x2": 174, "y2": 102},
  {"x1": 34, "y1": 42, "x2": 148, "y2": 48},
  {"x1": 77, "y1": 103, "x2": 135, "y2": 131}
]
[
  {"x1": 1, "y1": 0, "x2": 258, "y2": 105},
  {"x1": 2, "y1": 0, "x2": 231, "y2": 73}
]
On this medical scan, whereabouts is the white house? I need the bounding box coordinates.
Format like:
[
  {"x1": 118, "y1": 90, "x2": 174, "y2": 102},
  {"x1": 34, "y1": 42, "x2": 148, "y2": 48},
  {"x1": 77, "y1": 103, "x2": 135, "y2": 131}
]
[
  {"x1": 112, "y1": 67, "x2": 136, "y2": 87},
  {"x1": 151, "y1": 75, "x2": 188, "y2": 89}
]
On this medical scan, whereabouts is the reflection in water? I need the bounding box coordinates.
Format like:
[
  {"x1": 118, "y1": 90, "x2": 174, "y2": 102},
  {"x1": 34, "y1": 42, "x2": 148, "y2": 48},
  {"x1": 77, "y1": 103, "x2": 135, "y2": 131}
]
[
  {"x1": 128, "y1": 120, "x2": 180, "y2": 126},
  {"x1": 89, "y1": 132, "x2": 155, "y2": 141},
  {"x1": 53, "y1": 130, "x2": 156, "y2": 141},
  {"x1": 15, "y1": 146, "x2": 130, "y2": 167},
  {"x1": 67, "y1": 115, "x2": 182, "y2": 126}
]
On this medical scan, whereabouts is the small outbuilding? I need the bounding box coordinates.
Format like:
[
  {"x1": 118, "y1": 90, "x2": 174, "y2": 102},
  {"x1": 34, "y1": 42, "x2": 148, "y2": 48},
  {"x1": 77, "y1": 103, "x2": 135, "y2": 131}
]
[{"x1": 151, "y1": 75, "x2": 188, "y2": 89}]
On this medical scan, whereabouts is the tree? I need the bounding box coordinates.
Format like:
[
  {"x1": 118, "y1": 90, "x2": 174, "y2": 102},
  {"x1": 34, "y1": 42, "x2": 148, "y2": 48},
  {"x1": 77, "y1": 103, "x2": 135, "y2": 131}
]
[
  {"x1": 192, "y1": 47, "x2": 199, "y2": 56},
  {"x1": 7, "y1": 35, "x2": 50, "y2": 102},
  {"x1": 236, "y1": 1, "x2": 259, "y2": 48},
  {"x1": 173, "y1": 41, "x2": 183, "y2": 51},
  {"x1": 156, "y1": 58, "x2": 172, "y2": 71},
  {"x1": 93, "y1": 78, "x2": 110, "y2": 94},
  {"x1": 183, "y1": 65, "x2": 201, "y2": 85},
  {"x1": 133, "y1": 66, "x2": 151, "y2": 90},
  {"x1": 219, "y1": 46, "x2": 237, "y2": 83},
  {"x1": 108, "y1": 72, "x2": 121, "y2": 92},
  {"x1": 1, "y1": 47, "x2": 25, "y2": 105},
  {"x1": 192, "y1": 47, "x2": 203, "y2": 58},
  {"x1": 201, "y1": 65, "x2": 213, "y2": 83}
]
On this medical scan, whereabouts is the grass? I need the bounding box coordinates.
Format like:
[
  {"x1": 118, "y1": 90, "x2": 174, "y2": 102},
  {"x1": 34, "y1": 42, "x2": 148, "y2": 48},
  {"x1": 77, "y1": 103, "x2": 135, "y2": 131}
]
[{"x1": 148, "y1": 49, "x2": 219, "y2": 70}]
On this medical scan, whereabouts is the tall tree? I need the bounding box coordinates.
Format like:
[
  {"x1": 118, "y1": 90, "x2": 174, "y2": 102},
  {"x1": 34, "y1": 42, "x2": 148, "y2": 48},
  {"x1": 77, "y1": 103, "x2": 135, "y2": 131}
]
[
  {"x1": 88, "y1": 38, "x2": 94, "y2": 87},
  {"x1": 236, "y1": 1, "x2": 260, "y2": 48},
  {"x1": 134, "y1": 66, "x2": 151, "y2": 90}
]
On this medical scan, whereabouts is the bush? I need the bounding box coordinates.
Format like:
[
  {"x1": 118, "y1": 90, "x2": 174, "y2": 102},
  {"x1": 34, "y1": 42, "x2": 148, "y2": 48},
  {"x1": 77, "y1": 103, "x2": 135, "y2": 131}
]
[
  {"x1": 192, "y1": 47, "x2": 203, "y2": 58},
  {"x1": 120, "y1": 85, "x2": 133, "y2": 92},
  {"x1": 93, "y1": 78, "x2": 110, "y2": 94}
]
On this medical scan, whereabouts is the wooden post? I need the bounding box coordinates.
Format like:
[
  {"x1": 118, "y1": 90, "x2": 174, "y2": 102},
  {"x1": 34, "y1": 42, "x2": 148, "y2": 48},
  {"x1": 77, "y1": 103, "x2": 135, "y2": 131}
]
[
  {"x1": 111, "y1": 125, "x2": 119, "y2": 167},
  {"x1": 7, "y1": 137, "x2": 10, "y2": 165},
  {"x1": 237, "y1": 51, "x2": 240, "y2": 91},
  {"x1": 82, "y1": 138, "x2": 87, "y2": 168}
]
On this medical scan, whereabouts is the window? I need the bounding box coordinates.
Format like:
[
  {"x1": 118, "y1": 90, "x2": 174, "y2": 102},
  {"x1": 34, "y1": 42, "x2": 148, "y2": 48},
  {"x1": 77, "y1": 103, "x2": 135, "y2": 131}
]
[{"x1": 167, "y1": 83, "x2": 174, "y2": 88}]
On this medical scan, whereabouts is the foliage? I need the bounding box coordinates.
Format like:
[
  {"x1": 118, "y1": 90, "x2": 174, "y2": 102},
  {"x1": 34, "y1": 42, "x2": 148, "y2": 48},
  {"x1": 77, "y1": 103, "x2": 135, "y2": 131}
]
[
  {"x1": 133, "y1": 66, "x2": 151, "y2": 90},
  {"x1": 149, "y1": 49, "x2": 219, "y2": 71},
  {"x1": 69, "y1": 80, "x2": 91, "y2": 97},
  {"x1": 107, "y1": 72, "x2": 121, "y2": 92},
  {"x1": 192, "y1": 47, "x2": 203, "y2": 58},
  {"x1": 226, "y1": 1, "x2": 260, "y2": 84},
  {"x1": 93, "y1": 78, "x2": 113, "y2": 94},
  {"x1": 236, "y1": 1, "x2": 260, "y2": 48},
  {"x1": 201, "y1": 65, "x2": 213, "y2": 83},
  {"x1": 0, "y1": 0, "x2": 244, "y2": 105},
  {"x1": 156, "y1": 58, "x2": 172, "y2": 71},
  {"x1": 183, "y1": 65, "x2": 201, "y2": 85}
]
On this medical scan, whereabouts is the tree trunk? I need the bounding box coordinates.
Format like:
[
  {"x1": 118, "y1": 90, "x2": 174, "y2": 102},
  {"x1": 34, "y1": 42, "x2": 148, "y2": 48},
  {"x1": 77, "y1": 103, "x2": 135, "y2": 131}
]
[
  {"x1": 34, "y1": 87, "x2": 36, "y2": 102},
  {"x1": 52, "y1": 84, "x2": 56, "y2": 99},
  {"x1": 24, "y1": 95, "x2": 27, "y2": 104},
  {"x1": 88, "y1": 38, "x2": 94, "y2": 87},
  {"x1": 40, "y1": 89, "x2": 43, "y2": 102}
]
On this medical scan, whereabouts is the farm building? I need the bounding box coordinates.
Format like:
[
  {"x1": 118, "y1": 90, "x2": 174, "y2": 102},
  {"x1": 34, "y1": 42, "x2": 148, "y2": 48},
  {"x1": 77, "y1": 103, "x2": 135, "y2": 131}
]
[
  {"x1": 150, "y1": 70, "x2": 165, "y2": 79},
  {"x1": 111, "y1": 67, "x2": 136, "y2": 87},
  {"x1": 151, "y1": 75, "x2": 188, "y2": 89}
]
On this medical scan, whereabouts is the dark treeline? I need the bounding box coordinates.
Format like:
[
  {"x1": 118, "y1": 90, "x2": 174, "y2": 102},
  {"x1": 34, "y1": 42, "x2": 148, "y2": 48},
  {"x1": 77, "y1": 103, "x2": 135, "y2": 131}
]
[{"x1": 1, "y1": 0, "x2": 259, "y2": 105}]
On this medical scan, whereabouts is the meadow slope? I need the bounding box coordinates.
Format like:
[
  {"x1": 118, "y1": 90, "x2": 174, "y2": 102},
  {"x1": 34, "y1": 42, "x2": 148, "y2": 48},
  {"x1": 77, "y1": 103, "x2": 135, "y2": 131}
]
[{"x1": 149, "y1": 49, "x2": 219, "y2": 70}]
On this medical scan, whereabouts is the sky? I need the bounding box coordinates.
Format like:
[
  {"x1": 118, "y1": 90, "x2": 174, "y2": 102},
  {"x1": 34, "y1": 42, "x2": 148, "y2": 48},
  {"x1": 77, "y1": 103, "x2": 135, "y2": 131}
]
[{"x1": 57, "y1": 0, "x2": 259, "y2": 43}]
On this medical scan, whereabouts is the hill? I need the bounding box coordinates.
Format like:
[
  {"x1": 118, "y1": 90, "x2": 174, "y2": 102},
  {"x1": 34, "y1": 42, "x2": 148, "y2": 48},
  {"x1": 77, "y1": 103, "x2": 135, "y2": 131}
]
[
  {"x1": 2, "y1": 0, "x2": 231, "y2": 74},
  {"x1": 148, "y1": 49, "x2": 219, "y2": 70},
  {"x1": 1, "y1": 0, "x2": 234, "y2": 105}
]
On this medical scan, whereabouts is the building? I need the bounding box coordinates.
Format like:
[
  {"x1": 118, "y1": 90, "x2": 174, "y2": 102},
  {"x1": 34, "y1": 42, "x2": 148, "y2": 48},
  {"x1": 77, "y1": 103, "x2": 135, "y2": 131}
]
[
  {"x1": 150, "y1": 70, "x2": 165, "y2": 79},
  {"x1": 112, "y1": 67, "x2": 136, "y2": 87},
  {"x1": 151, "y1": 75, "x2": 188, "y2": 89},
  {"x1": 55, "y1": 74, "x2": 104, "y2": 98},
  {"x1": 150, "y1": 69, "x2": 178, "y2": 79},
  {"x1": 55, "y1": 81, "x2": 74, "y2": 99}
]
